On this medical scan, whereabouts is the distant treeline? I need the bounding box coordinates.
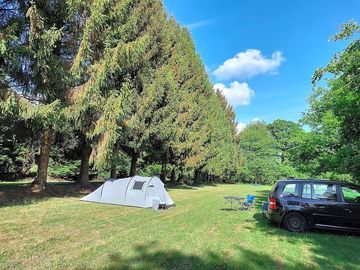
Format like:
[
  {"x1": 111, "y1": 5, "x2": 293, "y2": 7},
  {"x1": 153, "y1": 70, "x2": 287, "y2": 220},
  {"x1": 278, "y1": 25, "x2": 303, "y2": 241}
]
[{"x1": 0, "y1": 1, "x2": 359, "y2": 188}]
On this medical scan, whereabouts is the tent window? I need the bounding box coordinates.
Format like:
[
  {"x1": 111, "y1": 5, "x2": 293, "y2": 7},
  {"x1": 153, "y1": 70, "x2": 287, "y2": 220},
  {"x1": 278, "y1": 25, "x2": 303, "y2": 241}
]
[{"x1": 133, "y1": 181, "x2": 145, "y2": 190}]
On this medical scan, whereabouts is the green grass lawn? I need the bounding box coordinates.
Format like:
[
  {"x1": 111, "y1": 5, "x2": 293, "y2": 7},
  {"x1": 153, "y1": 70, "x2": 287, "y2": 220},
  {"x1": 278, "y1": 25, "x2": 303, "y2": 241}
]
[{"x1": 1, "y1": 181, "x2": 360, "y2": 270}]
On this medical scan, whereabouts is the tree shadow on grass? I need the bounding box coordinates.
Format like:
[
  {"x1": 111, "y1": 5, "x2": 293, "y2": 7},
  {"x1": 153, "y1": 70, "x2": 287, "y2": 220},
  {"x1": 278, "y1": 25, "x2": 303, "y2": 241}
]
[
  {"x1": 253, "y1": 211, "x2": 360, "y2": 237},
  {"x1": 253, "y1": 189, "x2": 270, "y2": 207},
  {"x1": 166, "y1": 181, "x2": 218, "y2": 190},
  {"x1": 0, "y1": 181, "x2": 102, "y2": 208},
  {"x1": 251, "y1": 212, "x2": 360, "y2": 270},
  {"x1": 219, "y1": 207, "x2": 243, "y2": 211},
  {"x1": 98, "y1": 242, "x2": 311, "y2": 270}
]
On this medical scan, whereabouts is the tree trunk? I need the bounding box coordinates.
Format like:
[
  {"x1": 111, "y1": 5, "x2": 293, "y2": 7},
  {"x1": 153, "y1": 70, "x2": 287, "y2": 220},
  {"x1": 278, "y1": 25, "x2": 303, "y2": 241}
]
[
  {"x1": 194, "y1": 169, "x2": 200, "y2": 182},
  {"x1": 160, "y1": 152, "x2": 168, "y2": 181},
  {"x1": 78, "y1": 138, "x2": 92, "y2": 186},
  {"x1": 110, "y1": 165, "x2": 116, "y2": 178},
  {"x1": 129, "y1": 152, "x2": 139, "y2": 176},
  {"x1": 32, "y1": 129, "x2": 53, "y2": 190},
  {"x1": 170, "y1": 167, "x2": 176, "y2": 182},
  {"x1": 177, "y1": 166, "x2": 184, "y2": 182}
]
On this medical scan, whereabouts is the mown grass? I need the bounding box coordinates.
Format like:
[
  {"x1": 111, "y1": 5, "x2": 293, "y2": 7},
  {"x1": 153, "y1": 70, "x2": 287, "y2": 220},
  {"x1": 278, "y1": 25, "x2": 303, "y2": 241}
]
[{"x1": 1, "y1": 181, "x2": 360, "y2": 270}]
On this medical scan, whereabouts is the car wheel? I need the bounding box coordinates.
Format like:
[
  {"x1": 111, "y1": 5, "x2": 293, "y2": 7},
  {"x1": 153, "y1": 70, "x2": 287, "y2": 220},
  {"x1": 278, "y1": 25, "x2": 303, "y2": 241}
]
[{"x1": 283, "y1": 212, "x2": 307, "y2": 233}]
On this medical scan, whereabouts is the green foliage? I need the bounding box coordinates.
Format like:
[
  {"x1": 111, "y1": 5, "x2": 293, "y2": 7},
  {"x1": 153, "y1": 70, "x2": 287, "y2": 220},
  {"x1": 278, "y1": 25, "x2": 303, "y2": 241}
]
[
  {"x1": 152, "y1": 25, "x2": 241, "y2": 180},
  {"x1": 1, "y1": 1, "x2": 75, "y2": 187},
  {"x1": 304, "y1": 20, "x2": 360, "y2": 182},
  {"x1": 268, "y1": 119, "x2": 304, "y2": 163},
  {"x1": 26, "y1": 4, "x2": 63, "y2": 86},
  {"x1": 318, "y1": 172, "x2": 353, "y2": 183},
  {"x1": 330, "y1": 19, "x2": 360, "y2": 41},
  {"x1": 1, "y1": 6, "x2": 358, "y2": 187},
  {"x1": 0, "y1": 112, "x2": 35, "y2": 177},
  {"x1": 138, "y1": 164, "x2": 162, "y2": 177},
  {"x1": 48, "y1": 160, "x2": 81, "y2": 179},
  {"x1": 0, "y1": 139, "x2": 34, "y2": 176},
  {"x1": 67, "y1": 0, "x2": 168, "y2": 169},
  {"x1": 238, "y1": 121, "x2": 278, "y2": 184},
  {"x1": 238, "y1": 121, "x2": 305, "y2": 184}
]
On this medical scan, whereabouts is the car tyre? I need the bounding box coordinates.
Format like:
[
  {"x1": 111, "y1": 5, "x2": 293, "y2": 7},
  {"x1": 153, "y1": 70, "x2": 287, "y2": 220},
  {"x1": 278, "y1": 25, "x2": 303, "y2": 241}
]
[{"x1": 283, "y1": 212, "x2": 307, "y2": 233}]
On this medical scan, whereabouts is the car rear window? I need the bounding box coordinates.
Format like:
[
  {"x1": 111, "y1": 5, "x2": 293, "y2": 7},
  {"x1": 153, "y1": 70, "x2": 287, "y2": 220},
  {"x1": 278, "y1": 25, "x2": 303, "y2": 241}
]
[
  {"x1": 312, "y1": 183, "x2": 338, "y2": 201},
  {"x1": 270, "y1": 183, "x2": 278, "y2": 193},
  {"x1": 281, "y1": 183, "x2": 300, "y2": 197},
  {"x1": 342, "y1": 186, "x2": 360, "y2": 203}
]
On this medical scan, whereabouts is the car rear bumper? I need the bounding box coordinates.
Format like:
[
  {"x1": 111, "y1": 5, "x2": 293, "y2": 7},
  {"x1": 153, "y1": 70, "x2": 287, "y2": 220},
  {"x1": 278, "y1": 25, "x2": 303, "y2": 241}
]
[{"x1": 262, "y1": 201, "x2": 283, "y2": 224}]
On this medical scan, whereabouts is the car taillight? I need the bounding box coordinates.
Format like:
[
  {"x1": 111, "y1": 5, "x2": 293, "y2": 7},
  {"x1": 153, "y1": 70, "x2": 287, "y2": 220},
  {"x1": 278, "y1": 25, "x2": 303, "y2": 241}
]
[{"x1": 269, "y1": 197, "x2": 277, "y2": 210}]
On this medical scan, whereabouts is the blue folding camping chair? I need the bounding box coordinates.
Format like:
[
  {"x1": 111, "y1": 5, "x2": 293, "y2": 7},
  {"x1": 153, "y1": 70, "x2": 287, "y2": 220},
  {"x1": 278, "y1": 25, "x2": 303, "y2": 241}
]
[{"x1": 241, "y1": 194, "x2": 255, "y2": 210}]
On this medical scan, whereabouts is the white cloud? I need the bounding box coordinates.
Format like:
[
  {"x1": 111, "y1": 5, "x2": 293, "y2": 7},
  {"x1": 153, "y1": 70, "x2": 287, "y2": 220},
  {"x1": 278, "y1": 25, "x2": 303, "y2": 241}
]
[
  {"x1": 236, "y1": 122, "x2": 247, "y2": 133},
  {"x1": 186, "y1": 20, "x2": 212, "y2": 30},
  {"x1": 214, "y1": 81, "x2": 254, "y2": 107},
  {"x1": 236, "y1": 118, "x2": 262, "y2": 134},
  {"x1": 213, "y1": 49, "x2": 285, "y2": 80}
]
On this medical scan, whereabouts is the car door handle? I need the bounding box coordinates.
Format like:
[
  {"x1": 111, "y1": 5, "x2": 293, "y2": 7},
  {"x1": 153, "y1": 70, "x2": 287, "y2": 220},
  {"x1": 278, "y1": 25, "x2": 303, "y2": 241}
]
[
  {"x1": 301, "y1": 203, "x2": 309, "y2": 208},
  {"x1": 344, "y1": 208, "x2": 352, "y2": 214}
]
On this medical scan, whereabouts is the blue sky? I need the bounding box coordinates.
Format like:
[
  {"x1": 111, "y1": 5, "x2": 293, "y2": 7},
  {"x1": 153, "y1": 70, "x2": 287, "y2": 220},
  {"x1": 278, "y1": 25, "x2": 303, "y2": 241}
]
[{"x1": 163, "y1": 0, "x2": 360, "y2": 130}]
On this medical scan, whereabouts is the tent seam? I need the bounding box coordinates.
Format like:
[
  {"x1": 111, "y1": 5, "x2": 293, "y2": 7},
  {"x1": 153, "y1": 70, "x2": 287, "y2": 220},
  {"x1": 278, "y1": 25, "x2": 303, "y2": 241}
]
[
  {"x1": 145, "y1": 176, "x2": 154, "y2": 200},
  {"x1": 125, "y1": 176, "x2": 135, "y2": 200}
]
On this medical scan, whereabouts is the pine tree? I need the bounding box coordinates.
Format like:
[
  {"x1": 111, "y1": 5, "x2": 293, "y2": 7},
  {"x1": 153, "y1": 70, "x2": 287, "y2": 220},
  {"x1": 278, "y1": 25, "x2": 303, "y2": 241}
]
[
  {"x1": 67, "y1": 0, "x2": 170, "y2": 178},
  {"x1": 165, "y1": 26, "x2": 241, "y2": 182},
  {"x1": 1, "y1": 0, "x2": 243, "y2": 186},
  {"x1": 122, "y1": 17, "x2": 180, "y2": 177},
  {"x1": 1, "y1": 1, "x2": 70, "y2": 190}
]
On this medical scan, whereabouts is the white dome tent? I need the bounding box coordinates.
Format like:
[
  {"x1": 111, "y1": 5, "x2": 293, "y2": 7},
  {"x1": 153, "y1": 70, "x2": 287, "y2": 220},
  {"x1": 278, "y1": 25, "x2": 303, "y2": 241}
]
[{"x1": 80, "y1": 176, "x2": 175, "y2": 209}]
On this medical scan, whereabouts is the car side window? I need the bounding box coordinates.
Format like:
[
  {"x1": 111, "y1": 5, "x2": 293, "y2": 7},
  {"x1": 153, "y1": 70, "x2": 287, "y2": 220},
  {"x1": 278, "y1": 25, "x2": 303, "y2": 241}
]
[
  {"x1": 302, "y1": 184, "x2": 312, "y2": 199},
  {"x1": 312, "y1": 183, "x2": 338, "y2": 201},
  {"x1": 281, "y1": 183, "x2": 300, "y2": 197},
  {"x1": 342, "y1": 186, "x2": 360, "y2": 204}
]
